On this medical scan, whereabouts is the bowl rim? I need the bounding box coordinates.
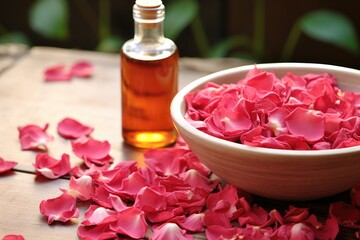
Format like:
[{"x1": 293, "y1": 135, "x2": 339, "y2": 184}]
[{"x1": 171, "y1": 62, "x2": 360, "y2": 157}]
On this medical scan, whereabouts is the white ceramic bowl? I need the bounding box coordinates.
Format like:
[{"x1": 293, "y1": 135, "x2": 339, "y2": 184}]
[{"x1": 171, "y1": 62, "x2": 360, "y2": 200}]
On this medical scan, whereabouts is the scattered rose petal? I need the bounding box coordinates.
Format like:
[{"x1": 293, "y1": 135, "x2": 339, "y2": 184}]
[
  {"x1": 109, "y1": 207, "x2": 148, "y2": 239},
  {"x1": 61, "y1": 175, "x2": 94, "y2": 201},
  {"x1": 314, "y1": 216, "x2": 339, "y2": 240},
  {"x1": 81, "y1": 205, "x2": 117, "y2": 226},
  {"x1": 91, "y1": 185, "x2": 113, "y2": 208},
  {"x1": 133, "y1": 186, "x2": 167, "y2": 213},
  {"x1": 57, "y1": 117, "x2": 94, "y2": 139},
  {"x1": 207, "y1": 184, "x2": 242, "y2": 220},
  {"x1": 108, "y1": 194, "x2": 128, "y2": 212},
  {"x1": 330, "y1": 201, "x2": 360, "y2": 228},
  {"x1": 237, "y1": 197, "x2": 269, "y2": 227},
  {"x1": 39, "y1": 193, "x2": 79, "y2": 224},
  {"x1": 44, "y1": 64, "x2": 72, "y2": 82},
  {"x1": 0, "y1": 157, "x2": 17, "y2": 174},
  {"x1": 175, "y1": 213, "x2": 205, "y2": 232},
  {"x1": 44, "y1": 61, "x2": 94, "y2": 82},
  {"x1": 77, "y1": 224, "x2": 117, "y2": 240},
  {"x1": 144, "y1": 147, "x2": 189, "y2": 176},
  {"x1": 34, "y1": 153, "x2": 71, "y2": 179},
  {"x1": 71, "y1": 61, "x2": 94, "y2": 78},
  {"x1": 205, "y1": 225, "x2": 240, "y2": 240},
  {"x1": 32, "y1": 119, "x2": 357, "y2": 240},
  {"x1": 151, "y1": 222, "x2": 193, "y2": 240},
  {"x1": 179, "y1": 169, "x2": 218, "y2": 193},
  {"x1": 290, "y1": 222, "x2": 315, "y2": 239},
  {"x1": 283, "y1": 206, "x2": 309, "y2": 223},
  {"x1": 2, "y1": 235, "x2": 25, "y2": 240},
  {"x1": 204, "y1": 211, "x2": 232, "y2": 228},
  {"x1": 104, "y1": 171, "x2": 149, "y2": 200},
  {"x1": 18, "y1": 123, "x2": 53, "y2": 151},
  {"x1": 146, "y1": 206, "x2": 184, "y2": 224},
  {"x1": 71, "y1": 137, "x2": 113, "y2": 167}
]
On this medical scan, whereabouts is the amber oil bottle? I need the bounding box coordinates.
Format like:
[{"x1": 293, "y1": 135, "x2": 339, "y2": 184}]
[{"x1": 121, "y1": 0, "x2": 179, "y2": 148}]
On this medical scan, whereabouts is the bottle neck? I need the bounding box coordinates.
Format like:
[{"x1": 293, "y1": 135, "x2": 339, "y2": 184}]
[
  {"x1": 133, "y1": 3, "x2": 165, "y2": 44},
  {"x1": 134, "y1": 20, "x2": 164, "y2": 43}
]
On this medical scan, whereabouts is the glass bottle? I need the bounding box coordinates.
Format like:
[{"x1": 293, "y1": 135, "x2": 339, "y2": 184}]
[{"x1": 121, "y1": 0, "x2": 178, "y2": 148}]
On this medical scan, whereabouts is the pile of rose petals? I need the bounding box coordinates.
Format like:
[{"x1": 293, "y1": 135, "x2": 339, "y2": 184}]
[
  {"x1": 2, "y1": 117, "x2": 359, "y2": 239},
  {"x1": 44, "y1": 61, "x2": 93, "y2": 82},
  {"x1": 185, "y1": 67, "x2": 360, "y2": 150},
  {"x1": 14, "y1": 117, "x2": 360, "y2": 239}
]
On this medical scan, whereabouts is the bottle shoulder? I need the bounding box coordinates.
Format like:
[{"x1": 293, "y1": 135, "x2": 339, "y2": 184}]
[{"x1": 122, "y1": 38, "x2": 177, "y2": 61}]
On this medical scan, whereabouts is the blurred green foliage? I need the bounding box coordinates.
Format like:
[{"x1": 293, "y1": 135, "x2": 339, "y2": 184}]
[
  {"x1": 281, "y1": 10, "x2": 360, "y2": 61},
  {"x1": 0, "y1": 0, "x2": 358, "y2": 62},
  {"x1": 29, "y1": 0, "x2": 69, "y2": 40}
]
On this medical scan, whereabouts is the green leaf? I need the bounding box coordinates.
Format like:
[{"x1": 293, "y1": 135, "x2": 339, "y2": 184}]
[
  {"x1": 29, "y1": 0, "x2": 69, "y2": 40},
  {"x1": 96, "y1": 35, "x2": 124, "y2": 53},
  {"x1": 164, "y1": 0, "x2": 198, "y2": 40},
  {"x1": 299, "y1": 10, "x2": 359, "y2": 54},
  {"x1": 0, "y1": 32, "x2": 30, "y2": 45}
]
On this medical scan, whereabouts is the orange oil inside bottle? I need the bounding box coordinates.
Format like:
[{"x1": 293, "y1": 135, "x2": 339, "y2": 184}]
[{"x1": 121, "y1": 50, "x2": 178, "y2": 148}]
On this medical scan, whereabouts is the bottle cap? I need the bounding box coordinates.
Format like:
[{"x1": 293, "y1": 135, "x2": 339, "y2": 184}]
[
  {"x1": 135, "y1": 0, "x2": 162, "y2": 8},
  {"x1": 133, "y1": 0, "x2": 164, "y2": 25}
]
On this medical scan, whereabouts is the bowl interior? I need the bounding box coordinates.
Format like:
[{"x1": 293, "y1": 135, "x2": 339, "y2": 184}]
[{"x1": 172, "y1": 62, "x2": 360, "y2": 156}]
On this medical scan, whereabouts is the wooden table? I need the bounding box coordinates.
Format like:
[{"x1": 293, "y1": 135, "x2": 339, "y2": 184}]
[{"x1": 0, "y1": 47, "x2": 356, "y2": 239}]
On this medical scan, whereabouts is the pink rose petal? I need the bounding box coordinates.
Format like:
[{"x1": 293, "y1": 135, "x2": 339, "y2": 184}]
[
  {"x1": 71, "y1": 137, "x2": 113, "y2": 167},
  {"x1": 57, "y1": 117, "x2": 94, "y2": 139},
  {"x1": 34, "y1": 153, "x2": 71, "y2": 179},
  {"x1": 109, "y1": 207, "x2": 148, "y2": 239},
  {"x1": 204, "y1": 211, "x2": 232, "y2": 228},
  {"x1": 179, "y1": 169, "x2": 218, "y2": 193},
  {"x1": 91, "y1": 185, "x2": 112, "y2": 208},
  {"x1": 18, "y1": 123, "x2": 53, "y2": 151},
  {"x1": 146, "y1": 206, "x2": 184, "y2": 224},
  {"x1": 285, "y1": 107, "x2": 325, "y2": 142},
  {"x1": 244, "y1": 70, "x2": 276, "y2": 91},
  {"x1": 61, "y1": 175, "x2": 94, "y2": 201},
  {"x1": 44, "y1": 64, "x2": 72, "y2": 82},
  {"x1": 133, "y1": 186, "x2": 167, "y2": 213},
  {"x1": 71, "y1": 61, "x2": 94, "y2": 78},
  {"x1": 314, "y1": 216, "x2": 339, "y2": 240},
  {"x1": 39, "y1": 193, "x2": 79, "y2": 224},
  {"x1": 144, "y1": 147, "x2": 189, "y2": 176},
  {"x1": 104, "y1": 171, "x2": 149, "y2": 200},
  {"x1": 109, "y1": 194, "x2": 128, "y2": 212},
  {"x1": 330, "y1": 201, "x2": 360, "y2": 228},
  {"x1": 81, "y1": 205, "x2": 117, "y2": 226},
  {"x1": 207, "y1": 184, "x2": 242, "y2": 220},
  {"x1": 77, "y1": 224, "x2": 117, "y2": 240},
  {"x1": 237, "y1": 197, "x2": 269, "y2": 227},
  {"x1": 2, "y1": 235, "x2": 25, "y2": 240},
  {"x1": 289, "y1": 222, "x2": 315, "y2": 240},
  {"x1": 205, "y1": 225, "x2": 239, "y2": 240},
  {"x1": 175, "y1": 213, "x2": 205, "y2": 232},
  {"x1": 0, "y1": 157, "x2": 17, "y2": 174},
  {"x1": 71, "y1": 138, "x2": 110, "y2": 160},
  {"x1": 151, "y1": 222, "x2": 193, "y2": 240}
]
